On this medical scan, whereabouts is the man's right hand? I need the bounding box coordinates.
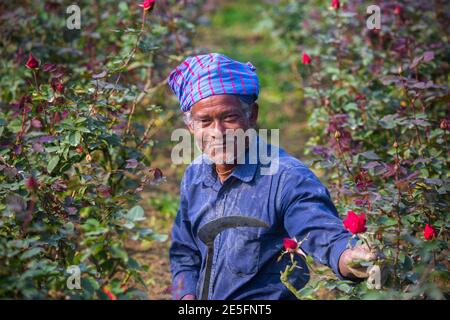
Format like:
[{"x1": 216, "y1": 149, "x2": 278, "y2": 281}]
[{"x1": 181, "y1": 294, "x2": 196, "y2": 300}]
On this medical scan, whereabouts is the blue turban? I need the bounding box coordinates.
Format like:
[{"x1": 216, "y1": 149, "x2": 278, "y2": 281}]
[{"x1": 167, "y1": 53, "x2": 260, "y2": 112}]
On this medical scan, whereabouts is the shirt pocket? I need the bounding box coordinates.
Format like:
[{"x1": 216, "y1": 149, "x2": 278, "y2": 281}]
[{"x1": 226, "y1": 228, "x2": 260, "y2": 276}]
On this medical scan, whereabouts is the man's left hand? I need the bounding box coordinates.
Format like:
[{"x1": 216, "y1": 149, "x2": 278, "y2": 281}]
[{"x1": 339, "y1": 244, "x2": 379, "y2": 279}]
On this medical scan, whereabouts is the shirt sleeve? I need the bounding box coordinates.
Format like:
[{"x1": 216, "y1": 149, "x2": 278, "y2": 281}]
[
  {"x1": 169, "y1": 175, "x2": 202, "y2": 299},
  {"x1": 279, "y1": 165, "x2": 357, "y2": 279}
]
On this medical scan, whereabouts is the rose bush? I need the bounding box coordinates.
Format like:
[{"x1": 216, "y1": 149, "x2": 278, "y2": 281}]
[
  {"x1": 267, "y1": 0, "x2": 449, "y2": 299},
  {"x1": 0, "y1": 0, "x2": 206, "y2": 299}
]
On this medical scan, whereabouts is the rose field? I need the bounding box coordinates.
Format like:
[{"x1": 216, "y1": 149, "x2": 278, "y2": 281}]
[{"x1": 0, "y1": 0, "x2": 448, "y2": 301}]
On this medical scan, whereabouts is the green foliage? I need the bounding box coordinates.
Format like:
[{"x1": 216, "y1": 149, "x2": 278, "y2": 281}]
[
  {"x1": 0, "y1": 0, "x2": 205, "y2": 299},
  {"x1": 266, "y1": 0, "x2": 449, "y2": 299}
]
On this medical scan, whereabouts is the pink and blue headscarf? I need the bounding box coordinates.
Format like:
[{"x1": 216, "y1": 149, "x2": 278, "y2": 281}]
[{"x1": 167, "y1": 53, "x2": 260, "y2": 112}]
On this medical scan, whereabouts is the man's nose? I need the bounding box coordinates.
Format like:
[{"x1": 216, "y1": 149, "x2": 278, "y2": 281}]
[{"x1": 211, "y1": 119, "x2": 226, "y2": 136}]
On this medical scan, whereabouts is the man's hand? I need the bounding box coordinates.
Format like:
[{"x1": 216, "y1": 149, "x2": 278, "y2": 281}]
[
  {"x1": 181, "y1": 294, "x2": 196, "y2": 300},
  {"x1": 338, "y1": 244, "x2": 378, "y2": 279}
]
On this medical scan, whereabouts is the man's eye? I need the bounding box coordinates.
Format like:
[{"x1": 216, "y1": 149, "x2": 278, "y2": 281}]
[
  {"x1": 196, "y1": 119, "x2": 211, "y2": 126},
  {"x1": 225, "y1": 115, "x2": 238, "y2": 121}
]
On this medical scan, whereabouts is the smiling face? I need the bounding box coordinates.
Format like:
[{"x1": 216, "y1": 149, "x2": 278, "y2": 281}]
[{"x1": 187, "y1": 94, "x2": 258, "y2": 164}]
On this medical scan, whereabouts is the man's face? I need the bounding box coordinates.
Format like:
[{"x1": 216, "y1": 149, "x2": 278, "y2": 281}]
[{"x1": 188, "y1": 95, "x2": 258, "y2": 164}]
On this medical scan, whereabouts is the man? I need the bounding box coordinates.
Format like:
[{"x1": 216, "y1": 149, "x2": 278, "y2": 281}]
[{"x1": 167, "y1": 53, "x2": 376, "y2": 300}]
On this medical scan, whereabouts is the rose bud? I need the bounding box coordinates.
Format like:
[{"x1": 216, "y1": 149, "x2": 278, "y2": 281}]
[
  {"x1": 152, "y1": 168, "x2": 163, "y2": 181},
  {"x1": 138, "y1": 0, "x2": 155, "y2": 11},
  {"x1": 51, "y1": 78, "x2": 64, "y2": 93},
  {"x1": 301, "y1": 52, "x2": 311, "y2": 65},
  {"x1": 423, "y1": 224, "x2": 437, "y2": 240},
  {"x1": 56, "y1": 81, "x2": 64, "y2": 93},
  {"x1": 97, "y1": 185, "x2": 111, "y2": 198},
  {"x1": 25, "y1": 176, "x2": 39, "y2": 191},
  {"x1": 331, "y1": 0, "x2": 340, "y2": 10},
  {"x1": 26, "y1": 53, "x2": 40, "y2": 69},
  {"x1": 334, "y1": 130, "x2": 341, "y2": 139},
  {"x1": 283, "y1": 237, "x2": 298, "y2": 251}
]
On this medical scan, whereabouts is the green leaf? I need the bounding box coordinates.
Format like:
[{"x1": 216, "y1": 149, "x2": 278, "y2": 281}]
[
  {"x1": 360, "y1": 150, "x2": 381, "y2": 160},
  {"x1": 125, "y1": 205, "x2": 145, "y2": 222},
  {"x1": 47, "y1": 155, "x2": 60, "y2": 174},
  {"x1": 81, "y1": 276, "x2": 100, "y2": 295},
  {"x1": 152, "y1": 233, "x2": 168, "y2": 242},
  {"x1": 297, "y1": 286, "x2": 315, "y2": 297},
  {"x1": 20, "y1": 247, "x2": 44, "y2": 260},
  {"x1": 111, "y1": 244, "x2": 128, "y2": 262},
  {"x1": 337, "y1": 283, "x2": 353, "y2": 294},
  {"x1": 118, "y1": 1, "x2": 128, "y2": 12},
  {"x1": 68, "y1": 131, "x2": 82, "y2": 146},
  {"x1": 378, "y1": 216, "x2": 397, "y2": 227},
  {"x1": 379, "y1": 114, "x2": 399, "y2": 129}
]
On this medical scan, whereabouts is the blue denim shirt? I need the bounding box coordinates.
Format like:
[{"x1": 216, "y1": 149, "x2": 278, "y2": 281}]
[{"x1": 169, "y1": 137, "x2": 354, "y2": 300}]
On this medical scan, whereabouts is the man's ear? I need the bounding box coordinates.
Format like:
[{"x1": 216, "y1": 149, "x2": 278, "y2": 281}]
[
  {"x1": 249, "y1": 102, "x2": 259, "y2": 127},
  {"x1": 184, "y1": 111, "x2": 194, "y2": 133},
  {"x1": 187, "y1": 122, "x2": 194, "y2": 134}
]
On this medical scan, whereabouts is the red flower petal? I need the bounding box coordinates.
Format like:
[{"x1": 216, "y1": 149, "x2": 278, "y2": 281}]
[
  {"x1": 343, "y1": 210, "x2": 366, "y2": 234},
  {"x1": 331, "y1": 0, "x2": 340, "y2": 10},
  {"x1": 139, "y1": 0, "x2": 155, "y2": 10},
  {"x1": 283, "y1": 237, "x2": 298, "y2": 250},
  {"x1": 301, "y1": 52, "x2": 311, "y2": 65},
  {"x1": 423, "y1": 224, "x2": 437, "y2": 240},
  {"x1": 26, "y1": 53, "x2": 39, "y2": 69}
]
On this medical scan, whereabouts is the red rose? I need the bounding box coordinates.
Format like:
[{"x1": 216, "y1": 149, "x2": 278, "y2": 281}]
[
  {"x1": 76, "y1": 145, "x2": 84, "y2": 153},
  {"x1": 56, "y1": 81, "x2": 64, "y2": 93},
  {"x1": 394, "y1": 6, "x2": 401, "y2": 15},
  {"x1": 25, "y1": 176, "x2": 39, "y2": 191},
  {"x1": 343, "y1": 210, "x2": 367, "y2": 234},
  {"x1": 283, "y1": 237, "x2": 298, "y2": 251},
  {"x1": 423, "y1": 224, "x2": 437, "y2": 240},
  {"x1": 152, "y1": 167, "x2": 163, "y2": 181},
  {"x1": 102, "y1": 287, "x2": 117, "y2": 300},
  {"x1": 138, "y1": 0, "x2": 155, "y2": 11},
  {"x1": 25, "y1": 53, "x2": 40, "y2": 69},
  {"x1": 331, "y1": 0, "x2": 340, "y2": 10},
  {"x1": 50, "y1": 78, "x2": 64, "y2": 93},
  {"x1": 97, "y1": 185, "x2": 111, "y2": 198},
  {"x1": 301, "y1": 52, "x2": 311, "y2": 65}
]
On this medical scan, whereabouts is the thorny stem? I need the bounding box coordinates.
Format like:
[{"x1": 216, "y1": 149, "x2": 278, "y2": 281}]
[
  {"x1": 125, "y1": 67, "x2": 161, "y2": 136},
  {"x1": 393, "y1": 137, "x2": 402, "y2": 288},
  {"x1": 110, "y1": 9, "x2": 150, "y2": 99},
  {"x1": 336, "y1": 137, "x2": 355, "y2": 180},
  {"x1": 17, "y1": 107, "x2": 27, "y2": 143},
  {"x1": 125, "y1": 95, "x2": 139, "y2": 135},
  {"x1": 32, "y1": 70, "x2": 39, "y2": 92},
  {"x1": 361, "y1": 234, "x2": 373, "y2": 251},
  {"x1": 280, "y1": 263, "x2": 304, "y2": 299},
  {"x1": 443, "y1": 129, "x2": 449, "y2": 157}
]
